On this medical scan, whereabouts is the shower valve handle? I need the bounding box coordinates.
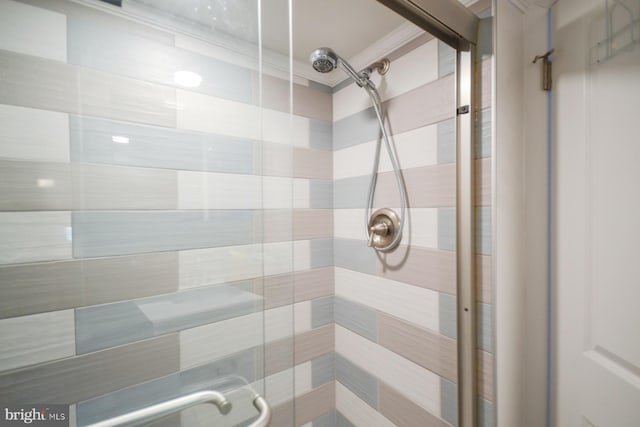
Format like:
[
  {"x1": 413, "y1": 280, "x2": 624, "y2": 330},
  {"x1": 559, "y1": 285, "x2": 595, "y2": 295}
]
[{"x1": 368, "y1": 223, "x2": 389, "y2": 247}]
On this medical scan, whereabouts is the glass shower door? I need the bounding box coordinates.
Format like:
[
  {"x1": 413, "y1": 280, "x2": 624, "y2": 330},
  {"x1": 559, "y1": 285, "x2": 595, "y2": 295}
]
[{"x1": 0, "y1": 0, "x2": 294, "y2": 425}]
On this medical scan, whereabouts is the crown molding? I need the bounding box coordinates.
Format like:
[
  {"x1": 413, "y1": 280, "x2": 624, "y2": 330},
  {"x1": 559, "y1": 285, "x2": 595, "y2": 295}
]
[
  {"x1": 509, "y1": 0, "x2": 530, "y2": 13},
  {"x1": 299, "y1": 21, "x2": 425, "y2": 87}
]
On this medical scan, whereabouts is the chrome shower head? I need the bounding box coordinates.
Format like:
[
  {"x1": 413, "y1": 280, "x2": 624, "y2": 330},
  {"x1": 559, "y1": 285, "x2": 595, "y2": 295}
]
[{"x1": 309, "y1": 47, "x2": 338, "y2": 73}]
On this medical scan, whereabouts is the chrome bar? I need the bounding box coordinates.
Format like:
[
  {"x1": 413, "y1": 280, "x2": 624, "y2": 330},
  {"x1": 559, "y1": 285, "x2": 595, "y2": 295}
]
[{"x1": 86, "y1": 390, "x2": 271, "y2": 427}]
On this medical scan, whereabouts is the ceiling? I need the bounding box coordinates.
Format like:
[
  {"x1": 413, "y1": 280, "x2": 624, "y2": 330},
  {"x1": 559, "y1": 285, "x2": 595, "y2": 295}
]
[{"x1": 129, "y1": 0, "x2": 409, "y2": 65}]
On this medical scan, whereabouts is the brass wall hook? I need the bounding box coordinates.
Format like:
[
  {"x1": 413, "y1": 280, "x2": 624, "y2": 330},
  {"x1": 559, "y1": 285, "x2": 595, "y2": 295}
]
[{"x1": 533, "y1": 49, "x2": 554, "y2": 91}]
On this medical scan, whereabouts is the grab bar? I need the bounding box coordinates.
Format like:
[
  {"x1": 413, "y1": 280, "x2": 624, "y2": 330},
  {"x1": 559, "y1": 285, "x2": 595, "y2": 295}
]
[{"x1": 86, "y1": 389, "x2": 271, "y2": 427}]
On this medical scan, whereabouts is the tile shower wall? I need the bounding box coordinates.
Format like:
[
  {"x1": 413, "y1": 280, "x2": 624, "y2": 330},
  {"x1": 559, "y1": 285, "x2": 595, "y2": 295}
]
[
  {"x1": 0, "y1": 0, "x2": 334, "y2": 426},
  {"x1": 329, "y1": 4, "x2": 494, "y2": 427}
]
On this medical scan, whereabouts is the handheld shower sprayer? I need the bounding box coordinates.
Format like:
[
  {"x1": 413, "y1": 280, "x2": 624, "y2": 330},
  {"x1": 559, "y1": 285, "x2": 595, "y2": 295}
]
[{"x1": 309, "y1": 47, "x2": 406, "y2": 252}]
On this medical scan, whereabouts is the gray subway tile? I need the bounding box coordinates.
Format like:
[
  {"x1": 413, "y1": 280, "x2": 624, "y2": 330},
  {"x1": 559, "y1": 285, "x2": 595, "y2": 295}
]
[
  {"x1": 333, "y1": 107, "x2": 379, "y2": 150},
  {"x1": 0, "y1": 50, "x2": 176, "y2": 127},
  {"x1": 0, "y1": 310, "x2": 75, "y2": 372},
  {"x1": 70, "y1": 116, "x2": 254, "y2": 174},
  {"x1": 312, "y1": 410, "x2": 336, "y2": 427},
  {"x1": 439, "y1": 292, "x2": 457, "y2": 340},
  {"x1": 72, "y1": 210, "x2": 256, "y2": 258},
  {"x1": 438, "y1": 207, "x2": 456, "y2": 251},
  {"x1": 311, "y1": 353, "x2": 335, "y2": 389},
  {"x1": 476, "y1": 207, "x2": 492, "y2": 255},
  {"x1": 0, "y1": 252, "x2": 178, "y2": 319},
  {"x1": 76, "y1": 348, "x2": 257, "y2": 426},
  {"x1": 311, "y1": 296, "x2": 334, "y2": 329},
  {"x1": 308, "y1": 81, "x2": 333, "y2": 94},
  {"x1": 310, "y1": 120, "x2": 333, "y2": 151},
  {"x1": 336, "y1": 411, "x2": 356, "y2": 427},
  {"x1": 334, "y1": 297, "x2": 377, "y2": 342},
  {"x1": 75, "y1": 283, "x2": 260, "y2": 354},
  {"x1": 68, "y1": 18, "x2": 252, "y2": 103},
  {"x1": 480, "y1": 398, "x2": 496, "y2": 427},
  {"x1": 333, "y1": 238, "x2": 376, "y2": 274},
  {"x1": 335, "y1": 354, "x2": 378, "y2": 409},
  {"x1": 0, "y1": 334, "x2": 179, "y2": 404},
  {"x1": 333, "y1": 175, "x2": 369, "y2": 209},
  {"x1": 477, "y1": 108, "x2": 492, "y2": 159},
  {"x1": 0, "y1": 211, "x2": 71, "y2": 265},
  {"x1": 437, "y1": 118, "x2": 455, "y2": 164},
  {"x1": 0, "y1": 160, "x2": 72, "y2": 211},
  {"x1": 438, "y1": 40, "x2": 456, "y2": 78},
  {"x1": 310, "y1": 239, "x2": 334, "y2": 269},
  {"x1": 478, "y1": 302, "x2": 493, "y2": 353},
  {"x1": 310, "y1": 180, "x2": 333, "y2": 209},
  {"x1": 440, "y1": 377, "x2": 458, "y2": 427}
]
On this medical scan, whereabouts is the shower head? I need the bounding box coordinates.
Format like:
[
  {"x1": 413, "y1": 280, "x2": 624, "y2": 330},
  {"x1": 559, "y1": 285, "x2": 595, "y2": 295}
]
[{"x1": 310, "y1": 47, "x2": 338, "y2": 73}]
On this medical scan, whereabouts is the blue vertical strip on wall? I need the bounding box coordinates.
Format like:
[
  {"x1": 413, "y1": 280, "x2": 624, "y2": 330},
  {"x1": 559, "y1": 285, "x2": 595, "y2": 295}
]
[{"x1": 546, "y1": 7, "x2": 553, "y2": 427}]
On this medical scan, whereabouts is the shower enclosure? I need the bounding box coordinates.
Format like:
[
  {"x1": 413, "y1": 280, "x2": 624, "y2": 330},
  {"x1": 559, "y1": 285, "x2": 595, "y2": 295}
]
[{"x1": 0, "y1": 0, "x2": 494, "y2": 426}]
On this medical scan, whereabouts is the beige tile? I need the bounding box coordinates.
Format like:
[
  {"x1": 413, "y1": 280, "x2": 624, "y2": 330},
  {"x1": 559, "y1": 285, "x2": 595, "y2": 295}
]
[
  {"x1": 295, "y1": 324, "x2": 334, "y2": 364},
  {"x1": 377, "y1": 312, "x2": 457, "y2": 382},
  {"x1": 294, "y1": 267, "x2": 334, "y2": 303},
  {"x1": 262, "y1": 273, "x2": 294, "y2": 309},
  {"x1": 0, "y1": 334, "x2": 179, "y2": 403},
  {"x1": 262, "y1": 75, "x2": 290, "y2": 114},
  {"x1": 376, "y1": 246, "x2": 456, "y2": 295},
  {"x1": 0, "y1": 160, "x2": 72, "y2": 210},
  {"x1": 258, "y1": 142, "x2": 293, "y2": 177},
  {"x1": 271, "y1": 400, "x2": 295, "y2": 427},
  {"x1": 477, "y1": 255, "x2": 492, "y2": 303},
  {"x1": 293, "y1": 84, "x2": 332, "y2": 122},
  {"x1": 374, "y1": 163, "x2": 456, "y2": 208},
  {"x1": 295, "y1": 382, "x2": 335, "y2": 426},
  {"x1": 476, "y1": 158, "x2": 492, "y2": 206},
  {"x1": 479, "y1": 349, "x2": 494, "y2": 401},
  {"x1": 262, "y1": 210, "x2": 293, "y2": 243},
  {"x1": 265, "y1": 337, "x2": 294, "y2": 377},
  {"x1": 385, "y1": 74, "x2": 456, "y2": 135},
  {"x1": 379, "y1": 383, "x2": 451, "y2": 427},
  {"x1": 293, "y1": 148, "x2": 332, "y2": 180},
  {"x1": 0, "y1": 252, "x2": 178, "y2": 319},
  {"x1": 294, "y1": 209, "x2": 333, "y2": 240}
]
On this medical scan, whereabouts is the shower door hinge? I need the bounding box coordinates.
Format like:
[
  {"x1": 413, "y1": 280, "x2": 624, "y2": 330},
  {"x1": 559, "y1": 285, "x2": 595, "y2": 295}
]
[{"x1": 457, "y1": 105, "x2": 470, "y2": 115}]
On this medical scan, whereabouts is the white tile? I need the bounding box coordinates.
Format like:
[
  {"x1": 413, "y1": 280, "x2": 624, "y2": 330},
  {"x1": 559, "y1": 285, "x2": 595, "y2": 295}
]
[
  {"x1": 0, "y1": 105, "x2": 70, "y2": 162},
  {"x1": 335, "y1": 382, "x2": 395, "y2": 427},
  {"x1": 263, "y1": 176, "x2": 292, "y2": 209},
  {"x1": 0, "y1": 0, "x2": 66, "y2": 61},
  {"x1": 293, "y1": 240, "x2": 311, "y2": 271},
  {"x1": 295, "y1": 362, "x2": 313, "y2": 397},
  {"x1": 333, "y1": 124, "x2": 438, "y2": 180},
  {"x1": 179, "y1": 244, "x2": 263, "y2": 289},
  {"x1": 263, "y1": 241, "x2": 293, "y2": 276},
  {"x1": 292, "y1": 114, "x2": 311, "y2": 148},
  {"x1": 262, "y1": 109, "x2": 309, "y2": 147},
  {"x1": 333, "y1": 140, "x2": 376, "y2": 181},
  {"x1": 178, "y1": 171, "x2": 261, "y2": 209},
  {"x1": 0, "y1": 211, "x2": 71, "y2": 265},
  {"x1": 177, "y1": 89, "x2": 260, "y2": 139},
  {"x1": 265, "y1": 368, "x2": 295, "y2": 406},
  {"x1": 180, "y1": 312, "x2": 262, "y2": 369},
  {"x1": 0, "y1": 310, "x2": 75, "y2": 371},
  {"x1": 294, "y1": 301, "x2": 312, "y2": 334},
  {"x1": 408, "y1": 208, "x2": 439, "y2": 249},
  {"x1": 334, "y1": 209, "x2": 366, "y2": 240},
  {"x1": 378, "y1": 124, "x2": 438, "y2": 172},
  {"x1": 336, "y1": 326, "x2": 441, "y2": 416},
  {"x1": 333, "y1": 39, "x2": 439, "y2": 121},
  {"x1": 293, "y1": 178, "x2": 310, "y2": 209},
  {"x1": 335, "y1": 267, "x2": 439, "y2": 332},
  {"x1": 265, "y1": 305, "x2": 293, "y2": 343}
]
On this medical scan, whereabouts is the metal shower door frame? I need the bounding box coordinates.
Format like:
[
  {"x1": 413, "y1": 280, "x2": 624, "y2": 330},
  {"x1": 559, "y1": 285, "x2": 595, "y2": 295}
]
[{"x1": 375, "y1": 1, "x2": 479, "y2": 426}]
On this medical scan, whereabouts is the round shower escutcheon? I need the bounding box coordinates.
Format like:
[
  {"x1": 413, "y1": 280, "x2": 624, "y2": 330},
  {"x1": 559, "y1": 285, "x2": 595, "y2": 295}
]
[{"x1": 367, "y1": 208, "x2": 401, "y2": 252}]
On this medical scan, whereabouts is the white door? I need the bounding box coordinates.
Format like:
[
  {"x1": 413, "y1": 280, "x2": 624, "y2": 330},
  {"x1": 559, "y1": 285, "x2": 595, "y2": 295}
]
[{"x1": 553, "y1": 0, "x2": 640, "y2": 426}]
